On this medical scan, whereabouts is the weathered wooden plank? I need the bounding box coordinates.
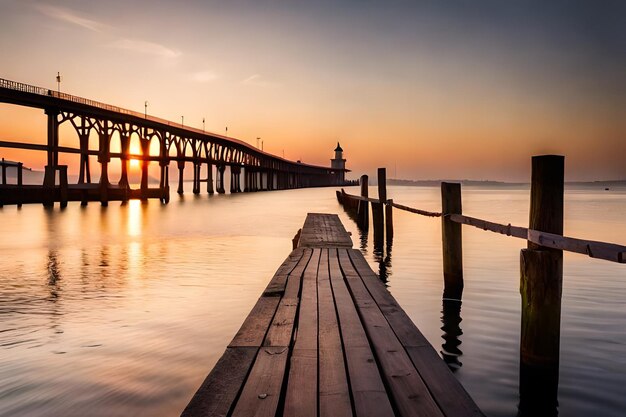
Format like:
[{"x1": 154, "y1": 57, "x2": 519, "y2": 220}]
[
  {"x1": 405, "y1": 346, "x2": 484, "y2": 417},
  {"x1": 284, "y1": 248, "x2": 320, "y2": 417},
  {"x1": 181, "y1": 346, "x2": 258, "y2": 417},
  {"x1": 264, "y1": 248, "x2": 313, "y2": 347},
  {"x1": 230, "y1": 346, "x2": 290, "y2": 417},
  {"x1": 283, "y1": 248, "x2": 312, "y2": 299},
  {"x1": 318, "y1": 249, "x2": 353, "y2": 417},
  {"x1": 449, "y1": 213, "x2": 527, "y2": 239},
  {"x1": 263, "y1": 297, "x2": 298, "y2": 347},
  {"x1": 527, "y1": 229, "x2": 626, "y2": 264},
  {"x1": 347, "y1": 249, "x2": 484, "y2": 417},
  {"x1": 338, "y1": 249, "x2": 444, "y2": 417},
  {"x1": 298, "y1": 213, "x2": 353, "y2": 248},
  {"x1": 283, "y1": 348, "x2": 317, "y2": 417},
  {"x1": 328, "y1": 249, "x2": 394, "y2": 417},
  {"x1": 263, "y1": 247, "x2": 306, "y2": 296},
  {"x1": 347, "y1": 249, "x2": 430, "y2": 348},
  {"x1": 229, "y1": 296, "x2": 281, "y2": 348}
]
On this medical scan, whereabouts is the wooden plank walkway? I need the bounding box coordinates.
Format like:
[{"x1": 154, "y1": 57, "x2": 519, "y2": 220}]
[{"x1": 181, "y1": 213, "x2": 483, "y2": 417}]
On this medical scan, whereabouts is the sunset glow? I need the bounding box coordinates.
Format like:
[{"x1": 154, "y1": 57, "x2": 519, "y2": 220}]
[{"x1": 0, "y1": 1, "x2": 624, "y2": 181}]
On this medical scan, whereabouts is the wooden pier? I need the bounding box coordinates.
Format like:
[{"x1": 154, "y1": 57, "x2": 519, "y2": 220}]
[{"x1": 181, "y1": 213, "x2": 483, "y2": 417}]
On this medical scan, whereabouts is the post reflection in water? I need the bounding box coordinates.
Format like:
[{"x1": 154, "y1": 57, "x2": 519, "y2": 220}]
[
  {"x1": 440, "y1": 299, "x2": 463, "y2": 371},
  {"x1": 373, "y1": 243, "x2": 392, "y2": 284}
]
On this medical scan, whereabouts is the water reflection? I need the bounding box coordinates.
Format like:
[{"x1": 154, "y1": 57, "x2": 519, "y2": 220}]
[
  {"x1": 47, "y1": 250, "x2": 61, "y2": 301},
  {"x1": 358, "y1": 224, "x2": 368, "y2": 252},
  {"x1": 518, "y1": 362, "x2": 559, "y2": 417},
  {"x1": 440, "y1": 299, "x2": 463, "y2": 371},
  {"x1": 373, "y1": 243, "x2": 392, "y2": 284}
]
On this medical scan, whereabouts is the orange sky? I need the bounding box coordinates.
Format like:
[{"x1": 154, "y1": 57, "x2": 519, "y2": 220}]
[{"x1": 1, "y1": 1, "x2": 624, "y2": 181}]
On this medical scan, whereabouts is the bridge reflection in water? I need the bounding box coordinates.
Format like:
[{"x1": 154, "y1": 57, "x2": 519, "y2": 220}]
[{"x1": 0, "y1": 78, "x2": 349, "y2": 207}]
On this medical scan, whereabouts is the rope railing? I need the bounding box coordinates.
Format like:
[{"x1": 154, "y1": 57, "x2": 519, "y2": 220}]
[{"x1": 338, "y1": 185, "x2": 626, "y2": 264}]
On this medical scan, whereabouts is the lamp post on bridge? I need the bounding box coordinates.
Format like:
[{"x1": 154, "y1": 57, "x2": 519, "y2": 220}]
[
  {"x1": 181, "y1": 116, "x2": 184, "y2": 127},
  {"x1": 202, "y1": 118, "x2": 205, "y2": 132},
  {"x1": 56, "y1": 72, "x2": 61, "y2": 94},
  {"x1": 144, "y1": 101, "x2": 148, "y2": 118}
]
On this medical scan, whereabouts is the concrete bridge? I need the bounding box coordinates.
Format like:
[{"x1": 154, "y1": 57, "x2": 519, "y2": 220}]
[{"x1": 0, "y1": 78, "x2": 349, "y2": 207}]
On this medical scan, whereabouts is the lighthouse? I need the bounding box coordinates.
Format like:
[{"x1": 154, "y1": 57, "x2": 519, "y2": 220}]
[{"x1": 331, "y1": 142, "x2": 346, "y2": 184}]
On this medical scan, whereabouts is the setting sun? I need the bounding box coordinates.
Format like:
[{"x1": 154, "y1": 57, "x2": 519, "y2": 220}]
[{"x1": 130, "y1": 159, "x2": 140, "y2": 169}]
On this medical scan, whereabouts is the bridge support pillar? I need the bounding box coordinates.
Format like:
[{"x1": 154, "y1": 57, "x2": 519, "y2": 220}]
[
  {"x1": 79, "y1": 133, "x2": 92, "y2": 185},
  {"x1": 177, "y1": 161, "x2": 185, "y2": 194},
  {"x1": 206, "y1": 163, "x2": 214, "y2": 194},
  {"x1": 43, "y1": 108, "x2": 59, "y2": 206},
  {"x1": 140, "y1": 138, "x2": 150, "y2": 200},
  {"x1": 230, "y1": 166, "x2": 241, "y2": 193},
  {"x1": 160, "y1": 160, "x2": 170, "y2": 204},
  {"x1": 216, "y1": 165, "x2": 226, "y2": 194},
  {"x1": 193, "y1": 162, "x2": 201, "y2": 195},
  {"x1": 98, "y1": 123, "x2": 111, "y2": 206},
  {"x1": 267, "y1": 171, "x2": 273, "y2": 191}
]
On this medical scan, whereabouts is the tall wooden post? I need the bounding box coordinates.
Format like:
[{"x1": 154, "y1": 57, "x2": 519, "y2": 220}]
[
  {"x1": 386, "y1": 199, "x2": 394, "y2": 242},
  {"x1": 372, "y1": 168, "x2": 386, "y2": 247},
  {"x1": 377, "y1": 168, "x2": 387, "y2": 203},
  {"x1": 372, "y1": 202, "x2": 384, "y2": 248},
  {"x1": 441, "y1": 182, "x2": 463, "y2": 300},
  {"x1": 378, "y1": 168, "x2": 393, "y2": 243},
  {"x1": 519, "y1": 155, "x2": 564, "y2": 416},
  {"x1": 358, "y1": 175, "x2": 369, "y2": 229}
]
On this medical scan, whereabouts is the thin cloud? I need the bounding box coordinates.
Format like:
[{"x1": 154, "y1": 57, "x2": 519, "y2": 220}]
[
  {"x1": 36, "y1": 4, "x2": 109, "y2": 32},
  {"x1": 191, "y1": 71, "x2": 218, "y2": 82},
  {"x1": 241, "y1": 74, "x2": 277, "y2": 87},
  {"x1": 110, "y1": 39, "x2": 181, "y2": 59}
]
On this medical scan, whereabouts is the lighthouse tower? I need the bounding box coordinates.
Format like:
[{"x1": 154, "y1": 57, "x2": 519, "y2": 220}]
[{"x1": 331, "y1": 142, "x2": 346, "y2": 184}]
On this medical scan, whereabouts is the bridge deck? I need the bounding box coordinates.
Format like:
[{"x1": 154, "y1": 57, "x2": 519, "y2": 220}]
[{"x1": 181, "y1": 213, "x2": 483, "y2": 417}]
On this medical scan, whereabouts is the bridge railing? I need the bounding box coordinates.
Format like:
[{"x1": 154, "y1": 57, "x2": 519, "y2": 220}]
[{"x1": 0, "y1": 78, "x2": 49, "y2": 96}]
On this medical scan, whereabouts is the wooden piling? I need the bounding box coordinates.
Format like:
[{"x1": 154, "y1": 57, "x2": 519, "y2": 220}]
[
  {"x1": 441, "y1": 182, "x2": 463, "y2": 300},
  {"x1": 377, "y1": 168, "x2": 387, "y2": 203},
  {"x1": 373, "y1": 168, "x2": 387, "y2": 247},
  {"x1": 519, "y1": 155, "x2": 564, "y2": 414},
  {"x1": 386, "y1": 199, "x2": 394, "y2": 242},
  {"x1": 378, "y1": 168, "x2": 393, "y2": 244},
  {"x1": 357, "y1": 175, "x2": 369, "y2": 229},
  {"x1": 372, "y1": 201, "x2": 384, "y2": 248}
]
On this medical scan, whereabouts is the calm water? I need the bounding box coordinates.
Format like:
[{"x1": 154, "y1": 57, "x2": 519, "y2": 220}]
[{"x1": 1, "y1": 184, "x2": 625, "y2": 416}]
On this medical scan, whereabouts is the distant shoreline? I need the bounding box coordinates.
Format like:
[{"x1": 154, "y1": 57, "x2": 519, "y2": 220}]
[{"x1": 382, "y1": 179, "x2": 626, "y2": 188}]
